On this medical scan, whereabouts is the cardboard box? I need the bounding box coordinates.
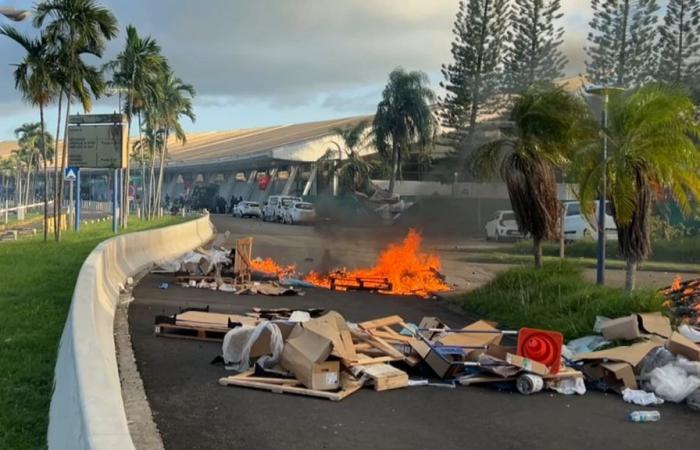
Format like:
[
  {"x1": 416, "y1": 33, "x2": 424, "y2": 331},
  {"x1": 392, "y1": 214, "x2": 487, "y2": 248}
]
[
  {"x1": 281, "y1": 325, "x2": 338, "y2": 390},
  {"x1": 409, "y1": 338, "x2": 465, "y2": 378},
  {"x1": 601, "y1": 315, "x2": 641, "y2": 340},
  {"x1": 250, "y1": 321, "x2": 295, "y2": 358},
  {"x1": 583, "y1": 361, "x2": 637, "y2": 391},
  {"x1": 638, "y1": 312, "x2": 672, "y2": 338},
  {"x1": 418, "y1": 316, "x2": 448, "y2": 340},
  {"x1": 666, "y1": 332, "x2": 700, "y2": 361}
]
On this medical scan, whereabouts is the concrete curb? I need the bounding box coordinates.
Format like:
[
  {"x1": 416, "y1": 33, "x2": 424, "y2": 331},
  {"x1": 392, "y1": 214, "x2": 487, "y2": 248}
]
[{"x1": 47, "y1": 215, "x2": 214, "y2": 449}]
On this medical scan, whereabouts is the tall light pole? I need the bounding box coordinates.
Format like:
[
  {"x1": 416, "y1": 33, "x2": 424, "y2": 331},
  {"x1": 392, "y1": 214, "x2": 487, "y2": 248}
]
[
  {"x1": 586, "y1": 84, "x2": 624, "y2": 285},
  {"x1": 0, "y1": 7, "x2": 30, "y2": 22}
]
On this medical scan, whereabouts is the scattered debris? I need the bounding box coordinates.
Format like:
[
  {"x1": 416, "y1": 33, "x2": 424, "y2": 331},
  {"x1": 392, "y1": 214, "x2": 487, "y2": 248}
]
[{"x1": 662, "y1": 277, "x2": 700, "y2": 325}]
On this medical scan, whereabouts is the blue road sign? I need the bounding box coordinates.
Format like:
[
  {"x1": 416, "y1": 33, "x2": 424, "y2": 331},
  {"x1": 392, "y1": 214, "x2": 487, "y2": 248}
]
[{"x1": 64, "y1": 167, "x2": 78, "y2": 182}]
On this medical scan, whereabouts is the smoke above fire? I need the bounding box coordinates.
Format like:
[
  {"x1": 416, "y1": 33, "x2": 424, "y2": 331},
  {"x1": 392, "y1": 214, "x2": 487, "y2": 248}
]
[{"x1": 250, "y1": 229, "x2": 451, "y2": 298}]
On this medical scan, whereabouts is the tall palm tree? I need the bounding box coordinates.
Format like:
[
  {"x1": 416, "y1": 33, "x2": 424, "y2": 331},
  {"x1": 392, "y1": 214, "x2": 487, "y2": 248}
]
[
  {"x1": 34, "y1": 0, "x2": 117, "y2": 240},
  {"x1": 15, "y1": 123, "x2": 54, "y2": 206},
  {"x1": 152, "y1": 72, "x2": 195, "y2": 217},
  {"x1": 472, "y1": 85, "x2": 593, "y2": 268},
  {"x1": 1, "y1": 26, "x2": 57, "y2": 240},
  {"x1": 328, "y1": 120, "x2": 375, "y2": 194},
  {"x1": 373, "y1": 68, "x2": 436, "y2": 197},
  {"x1": 572, "y1": 84, "x2": 700, "y2": 292},
  {"x1": 105, "y1": 24, "x2": 166, "y2": 224}
]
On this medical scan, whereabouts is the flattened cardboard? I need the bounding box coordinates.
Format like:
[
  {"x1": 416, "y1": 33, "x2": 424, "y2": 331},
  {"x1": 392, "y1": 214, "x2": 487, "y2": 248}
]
[
  {"x1": 666, "y1": 332, "x2": 700, "y2": 361},
  {"x1": 437, "y1": 320, "x2": 502, "y2": 351},
  {"x1": 250, "y1": 321, "x2": 295, "y2": 358},
  {"x1": 573, "y1": 340, "x2": 661, "y2": 368},
  {"x1": 506, "y1": 353, "x2": 549, "y2": 376},
  {"x1": 601, "y1": 315, "x2": 640, "y2": 340},
  {"x1": 418, "y1": 316, "x2": 447, "y2": 340},
  {"x1": 302, "y1": 311, "x2": 351, "y2": 359},
  {"x1": 409, "y1": 338, "x2": 464, "y2": 378},
  {"x1": 637, "y1": 312, "x2": 672, "y2": 338}
]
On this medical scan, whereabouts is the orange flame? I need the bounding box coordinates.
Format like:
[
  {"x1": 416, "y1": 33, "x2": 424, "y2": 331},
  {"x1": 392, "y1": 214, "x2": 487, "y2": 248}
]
[
  {"x1": 671, "y1": 275, "x2": 682, "y2": 291},
  {"x1": 304, "y1": 229, "x2": 451, "y2": 297},
  {"x1": 250, "y1": 257, "x2": 296, "y2": 279}
]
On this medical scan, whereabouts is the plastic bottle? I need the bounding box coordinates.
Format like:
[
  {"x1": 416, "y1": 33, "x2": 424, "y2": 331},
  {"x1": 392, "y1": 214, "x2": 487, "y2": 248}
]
[{"x1": 628, "y1": 411, "x2": 661, "y2": 422}]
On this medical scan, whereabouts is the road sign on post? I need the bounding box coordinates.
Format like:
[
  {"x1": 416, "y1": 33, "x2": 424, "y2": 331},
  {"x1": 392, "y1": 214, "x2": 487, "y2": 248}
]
[{"x1": 67, "y1": 114, "x2": 127, "y2": 169}]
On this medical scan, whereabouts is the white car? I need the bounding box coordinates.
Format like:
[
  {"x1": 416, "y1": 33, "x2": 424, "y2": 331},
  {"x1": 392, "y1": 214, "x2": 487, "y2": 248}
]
[
  {"x1": 485, "y1": 210, "x2": 524, "y2": 241},
  {"x1": 282, "y1": 202, "x2": 317, "y2": 225},
  {"x1": 563, "y1": 200, "x2": 617, "y2": 241},
  {"x1": 233, "y1": 201, "x2": 262, "y2": 218},
  {"x1": 262, "y1": 195, "x2": 302, "y2": 222}
]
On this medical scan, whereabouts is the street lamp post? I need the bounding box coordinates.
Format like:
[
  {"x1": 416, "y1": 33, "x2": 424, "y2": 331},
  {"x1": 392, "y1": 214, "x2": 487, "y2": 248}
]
[
  {"x1": 586, "y1": 84, "x2": 624, "y2": 286},
  {"x1": 0, "y1": 7, "x2": 30, "y2": 22}
]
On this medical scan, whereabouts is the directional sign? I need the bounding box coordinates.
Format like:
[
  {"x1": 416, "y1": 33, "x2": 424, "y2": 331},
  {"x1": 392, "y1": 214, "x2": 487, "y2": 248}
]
[
  {"x1": 64, "y1": 167, "x2": 78, "y2": 182},
  {"x1": 67, "y1": 114, "x2": 127, "y2": 169}
]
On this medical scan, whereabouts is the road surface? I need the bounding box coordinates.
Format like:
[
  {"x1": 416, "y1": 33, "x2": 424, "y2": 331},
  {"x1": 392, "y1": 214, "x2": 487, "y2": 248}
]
[{"x1": 126, "y1": 216, "x2": 699, "y2": 450}]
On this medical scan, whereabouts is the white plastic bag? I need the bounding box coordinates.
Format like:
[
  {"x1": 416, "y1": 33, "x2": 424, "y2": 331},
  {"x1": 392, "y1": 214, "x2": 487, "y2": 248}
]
[
  {"x1": 649, "y1": 364, "x2": 700, "y2": 403},
  {"x1": 622, "y1": 388, "x2": 664, "y2": 406},
  {"x1": 222, "y1": 321, "x2": 284, "y2": 372}
]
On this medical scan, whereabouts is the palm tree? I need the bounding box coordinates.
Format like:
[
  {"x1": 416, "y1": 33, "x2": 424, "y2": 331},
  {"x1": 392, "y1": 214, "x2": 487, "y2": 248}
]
[
  {"x1": 327, "y1": 121, "x2": 375, "y2": 194},
  {"x1": 471, "y1": 85, "x2": 593, "y2": 268},
  {"x1": 1, "y1": 26, "x2": 57, "y2": 240},
  {"x1": 572, "y1": 84, "x2": 700, "y2": 292},
  {"x1": 373, "y1": 68, "x2": 436, "y2": 197},
  {"x1": 34, "y1": 0, "x2": 117, "y2": 240},
  {"x1": 152, "y1": 72, "x2": 195, "y2": 217},
  {"x1": 105, "y1": 24, "x2": 166, "y2": 224},
  {"x1": 15, "y1": 123, "x2": 54, "y2": 207}
]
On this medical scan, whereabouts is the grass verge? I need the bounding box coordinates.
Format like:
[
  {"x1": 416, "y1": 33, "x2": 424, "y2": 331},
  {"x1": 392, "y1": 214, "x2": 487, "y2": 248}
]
[
  {"x1": 456, "y1": 261, "x2": 663, "y2": 340},
  {"x1": 0, "y1": 216, "x2": 188, "y2": 450},
  {"x1": 459, "y1": 252, "x2": 700, "y2": 274}
]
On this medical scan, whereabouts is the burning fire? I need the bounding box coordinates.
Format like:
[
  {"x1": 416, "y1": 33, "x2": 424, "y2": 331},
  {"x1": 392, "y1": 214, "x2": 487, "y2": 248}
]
[
  {"x1": 250, "y1": 257, "x2": 296, "y2": 279},
  {"x1": 304, "y1": 229, "x2": 451, "y2": 297}
]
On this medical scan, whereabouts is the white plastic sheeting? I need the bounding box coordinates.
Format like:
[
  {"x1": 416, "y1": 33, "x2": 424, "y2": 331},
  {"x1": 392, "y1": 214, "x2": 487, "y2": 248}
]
[{"x1": 48, "y1": 215, "x2": 214, "y2": 449}]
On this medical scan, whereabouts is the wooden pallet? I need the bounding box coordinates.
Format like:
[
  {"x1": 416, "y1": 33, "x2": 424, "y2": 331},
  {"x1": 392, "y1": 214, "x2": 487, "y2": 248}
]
[
  {"x1": 155, "y1": 323, "x2": 230, "y2": 341},
  {"x1": 361, "y1": 363, "x2": 409, "y2": 391},
  {"x1": 219, "y1": 370, "x2": 363, "y2": 401},
  {"x1": 154, "y1": 311, "x2": 260, "y2": 342}
]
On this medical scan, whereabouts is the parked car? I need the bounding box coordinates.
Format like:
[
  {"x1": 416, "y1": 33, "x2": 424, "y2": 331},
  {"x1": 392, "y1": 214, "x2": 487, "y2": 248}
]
[
  {"x1": 485, "y1": 210, "x2": 524, "y2": 241},
  {"x1": 233, "y1": 201, "x2": 262, "y2": 218},
  {"x1": 262, "y1": 195, "x2": 302, "y2": 222},
  {"x1": 282, "y1": 201, "x2": 317, "y2": 225},
  {"x1": 563, "y1": 200, "x2": 617, "y2": 241}
]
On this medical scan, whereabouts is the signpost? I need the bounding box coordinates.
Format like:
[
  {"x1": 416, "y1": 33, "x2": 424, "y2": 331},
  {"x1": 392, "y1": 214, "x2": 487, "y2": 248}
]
[
  {"x1": 67, "y1": 114, "x2": 127, "y2": 233},
  {"x1": 64, "y1": 167, "x2": 77, "y2": 230}
]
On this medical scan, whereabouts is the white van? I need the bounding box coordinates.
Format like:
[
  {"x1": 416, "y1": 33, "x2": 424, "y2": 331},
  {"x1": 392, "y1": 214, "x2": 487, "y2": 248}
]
[
  {"x1": 563, "y1": 200, "x2": 617, "y2": 241},
  {"x1": 262, "y1": 195, "x2": 302, "y2": 222}
]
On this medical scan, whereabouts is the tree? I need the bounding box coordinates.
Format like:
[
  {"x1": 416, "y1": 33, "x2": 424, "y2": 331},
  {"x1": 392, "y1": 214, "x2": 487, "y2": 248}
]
[
  {"x1": 439, "y1": 0, "x2": 509, "y2": 175},
  {"x1": 586, "y1": 0, "x2": 660, "y2": 87},
  {"x1": 373, "y1": 68, "x2": 436, "y2": 197},
  {"x1": 152, "y1": 72, "x2": 195, "y2": 217},
  {"x1": 471, "y1": 86, "x2": 593, "y2": 267},
  {"x1": 105, "y1": 24, "x2": 166, "y2": 223},
  {"x1": 15, "y1": 123, "x2": 54, "y2": 207},
  {"x1": 504, "y1": 0, "x2": 567, "y2": 94},
  {"x1": 327, "y1": 121, "x2": 375, "y2": 194},
  {"x1": 0, "y1": 27, "x2": 57, "y2": 240},
  {"x1": 656, "y1": 0, "x2": 700, "y2": 89},
  {"x1": 34, "y1": 0, "x2": 117, "y2": 240},
  {"x1": 572, "y1": 85, "x2": 700, "y2": 292}
]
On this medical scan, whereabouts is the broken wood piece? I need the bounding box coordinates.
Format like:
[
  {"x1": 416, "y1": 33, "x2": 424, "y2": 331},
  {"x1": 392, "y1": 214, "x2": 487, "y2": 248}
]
[
  {"x1": 359, "y1": 315, "x2": 404, "y2": 330},
  {"x1": 219, "y1": 371, "x2": 362, "y2": 401},
  {"x1": 361, "y1": 363, "x2": 409, "y2": 392}
]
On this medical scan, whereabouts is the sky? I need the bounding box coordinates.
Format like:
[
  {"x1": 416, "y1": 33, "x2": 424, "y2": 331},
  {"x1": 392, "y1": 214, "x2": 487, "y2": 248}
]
[{"x1": 0, "y1": 0, "x2": 594, "y2": 141}]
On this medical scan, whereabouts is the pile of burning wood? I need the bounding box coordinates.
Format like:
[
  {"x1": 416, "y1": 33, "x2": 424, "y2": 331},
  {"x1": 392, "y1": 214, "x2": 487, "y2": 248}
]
[{"x1": 662, "y1": 277, "x2": 700, "y2": 325}]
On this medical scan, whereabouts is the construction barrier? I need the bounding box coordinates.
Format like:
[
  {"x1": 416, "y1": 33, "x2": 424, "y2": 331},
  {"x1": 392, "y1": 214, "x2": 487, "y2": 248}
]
[{"x1": 47, "y1": 214, "x2": 214, "y2": 449}]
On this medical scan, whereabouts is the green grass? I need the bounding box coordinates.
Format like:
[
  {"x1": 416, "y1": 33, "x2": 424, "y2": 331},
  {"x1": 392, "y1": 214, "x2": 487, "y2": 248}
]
[
  {"x1": 0, "y1": 216, "x2": 188, "y2": 450},
  {"x1": 460, "y1": 251, "x2": 700, "y2": 273},
  {"x1": 0, "y1": 212, "x2": 43, "y2": 230},
  {"x1": 457, "y1": 261, "x2": 663, "y2": 340},
  {"x1": 492, "y1": 237, "x2": 700, "y2": 265}
]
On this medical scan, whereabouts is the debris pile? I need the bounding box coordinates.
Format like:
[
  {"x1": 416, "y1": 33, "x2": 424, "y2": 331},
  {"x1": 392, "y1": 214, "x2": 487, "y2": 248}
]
[{"x1": 662, "y1": 276, "x2": 700, "y2": 325}]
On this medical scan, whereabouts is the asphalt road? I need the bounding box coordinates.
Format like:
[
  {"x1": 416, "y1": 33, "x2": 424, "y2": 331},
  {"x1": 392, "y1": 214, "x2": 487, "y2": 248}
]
[{"x1": 127, "y1": 216, "x2": 700, "y2": 450}]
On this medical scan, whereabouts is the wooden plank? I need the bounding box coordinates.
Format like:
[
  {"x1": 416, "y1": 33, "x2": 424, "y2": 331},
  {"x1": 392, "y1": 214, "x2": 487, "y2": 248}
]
[
  {"x1": 370, "y1": 330, "x2": 413, "y2": 344},
  {"x1": 361, "y1": 363, "x2": 409, "y2": 392},
  {"x1": 340, "y1": 330, "x2": 358, "y2": 360},
  {"x1": 365, "y1": 335, "x2": 405, "y2": 359},
  {"x1": 359, "y1": 315, "x2": 404, "y2": 330},
  {"x1": 219, "y1": 373, "x2": 361, "y2": 401}
]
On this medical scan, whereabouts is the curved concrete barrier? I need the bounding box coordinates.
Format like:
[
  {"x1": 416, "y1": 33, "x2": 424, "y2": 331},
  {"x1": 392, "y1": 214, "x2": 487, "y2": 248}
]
[{"x1": 48, "y1": 215, "x2": 214, "y2": 449}]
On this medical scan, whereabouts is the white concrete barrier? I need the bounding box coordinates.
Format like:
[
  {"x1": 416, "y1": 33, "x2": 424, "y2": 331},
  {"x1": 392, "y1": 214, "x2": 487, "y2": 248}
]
[{"x1": 48, "y1": 215, "x2": 214, "y2": 449}]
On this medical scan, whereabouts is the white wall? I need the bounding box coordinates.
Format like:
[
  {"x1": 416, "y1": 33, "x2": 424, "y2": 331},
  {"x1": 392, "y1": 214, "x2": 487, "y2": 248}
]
[{"x1": 48, "y1": 215, "x2": 214, "y2": 449}]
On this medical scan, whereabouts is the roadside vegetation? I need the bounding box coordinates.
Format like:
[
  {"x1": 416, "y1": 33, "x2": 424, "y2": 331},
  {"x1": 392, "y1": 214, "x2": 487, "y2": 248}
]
[
  {"x1": 458, "y1": 261, "x2": 663, "y2": 340},
  {"x1": 0, "y1": 216, "x2": 185, "y2": 449}
]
